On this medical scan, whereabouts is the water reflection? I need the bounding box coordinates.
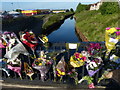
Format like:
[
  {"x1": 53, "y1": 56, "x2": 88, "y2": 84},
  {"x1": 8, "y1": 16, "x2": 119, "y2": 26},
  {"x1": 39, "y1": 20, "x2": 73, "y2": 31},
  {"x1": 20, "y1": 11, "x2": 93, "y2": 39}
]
[{"x1": 48, "y1": 18, "x2": 80, "y2": 43}]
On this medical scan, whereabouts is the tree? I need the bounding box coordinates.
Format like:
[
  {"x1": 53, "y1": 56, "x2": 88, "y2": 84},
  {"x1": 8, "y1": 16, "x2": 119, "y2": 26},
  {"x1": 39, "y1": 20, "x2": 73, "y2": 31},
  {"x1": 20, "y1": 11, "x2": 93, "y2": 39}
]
[
  {"x1": 100, "y1": 2, "x2": 119, "y2": 15},
  {"x1": 70, "y1": 8, "x2": 74, "y2": 12},
  {"x1": 16, "y1": 9, "x2": 22, "y2": 13},
  {"x1": 76, "y1": 3, "x2": 90, "y2": 13},
  {"x1": 66, "y1": 9, "x2": 69, "y2": 12}
]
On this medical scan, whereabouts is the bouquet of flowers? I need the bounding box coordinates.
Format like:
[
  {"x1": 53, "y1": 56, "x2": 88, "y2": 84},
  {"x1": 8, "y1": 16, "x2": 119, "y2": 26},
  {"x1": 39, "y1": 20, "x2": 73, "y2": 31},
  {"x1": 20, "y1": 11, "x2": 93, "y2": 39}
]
[
  {"x1": 24, "y1": 62, "x2": 34, "y2": 80},
  {"x1": 0, "y1": 58, "x2": 10, "y2": 77},
  {"x1": 87, "y1": 43, "x2": 103, "y2": 57},
  {"x1": 86, "y1": 57, "x2": 103, "y2": 77},
  {"x1": 70, "y1": 52, "x2": 86, "y2": 68},
  {"x1": 32, "y1": 57, "x2": 52, "y2": 81},
  {"x1": 105, "y1": 27, "x2": 120, "y2": 55},
  {"x1": 67, "y1": 68, "x2": 78, "y2": 84},
  {"x1": 19, "y1": 31, "x2": 38, "y2": 58},
  {"x1": 78, "y1": 76, "x2": 95, "y2": 88},
  {"x1": 56, "y1": 57, "x2": 67, "y2": 77},
  {"x1": 38, "y1": 35, "x2": 48, "y2": 43},
  {"x1": 7, "y1": 58, "x2": 22, "y2": 79}
]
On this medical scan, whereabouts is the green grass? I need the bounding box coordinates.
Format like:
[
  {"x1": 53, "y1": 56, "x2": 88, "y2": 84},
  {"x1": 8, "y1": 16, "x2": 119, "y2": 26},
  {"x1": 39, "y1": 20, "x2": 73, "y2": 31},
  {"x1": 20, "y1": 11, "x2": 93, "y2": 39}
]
[
  {"x1": 75, "y1": 10, "x2": 119, "y2": 41},
  {"x1": 42, "y1": 12, "x2": 74, "y2": 30}
]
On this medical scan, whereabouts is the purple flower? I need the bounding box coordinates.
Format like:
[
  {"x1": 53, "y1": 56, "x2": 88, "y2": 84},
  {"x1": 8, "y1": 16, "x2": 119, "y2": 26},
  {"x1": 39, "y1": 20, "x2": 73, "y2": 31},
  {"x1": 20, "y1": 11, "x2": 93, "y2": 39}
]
[
  {"x1": 3, "y1": 31, "x2": 11, "y2": 35},
  {"x1": 115, "y1": 31, "x2": 120, "y2": 36}
]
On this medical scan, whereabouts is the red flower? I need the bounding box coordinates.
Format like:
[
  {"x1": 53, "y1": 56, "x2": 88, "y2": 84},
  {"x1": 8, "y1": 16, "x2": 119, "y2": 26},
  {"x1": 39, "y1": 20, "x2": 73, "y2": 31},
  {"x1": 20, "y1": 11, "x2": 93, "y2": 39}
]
[
  {"x1": 81, "y1": 56, "x2": 87, "y2": 61},
  {"x1": 88, "y1": 83, "x2": 95, "y2": 88}
]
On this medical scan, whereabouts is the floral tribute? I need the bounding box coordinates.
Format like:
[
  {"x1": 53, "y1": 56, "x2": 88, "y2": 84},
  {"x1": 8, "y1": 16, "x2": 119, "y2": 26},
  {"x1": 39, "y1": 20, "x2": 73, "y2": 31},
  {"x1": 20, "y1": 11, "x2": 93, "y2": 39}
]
[
  {"x1": 87, "y1": 43, "x2": 102, "y2": 56},
  {"x1": 105, "y1": 27, "x2": 120, "y2": 55},
  {"x1": 7, "y1": 58, "x2": 22, "y2": 79},
  {"x1": 19, "y1": 31, "x2": 38, "y2": 54},
  {"x1": 0, "y1": 27, "x2": 120, "y2": 89},
  {"x1": 70, "y1": 52, "x2": 86, "y2": 68},
  {"x1": 24, "y1": 62, "x2": 34, "y2": 80},
  {"x1": 32, "y1": 51, "x2": 53, "y2": 81},
  {"x1": 56, "y1": 57, "x2": 67, "y2": 77},
  {"x1": 67, "y1": 68, "x2": 78, "y2": 84},
  {"x1": 86, "y1": 57, "x2": 103, "y2": 77}
]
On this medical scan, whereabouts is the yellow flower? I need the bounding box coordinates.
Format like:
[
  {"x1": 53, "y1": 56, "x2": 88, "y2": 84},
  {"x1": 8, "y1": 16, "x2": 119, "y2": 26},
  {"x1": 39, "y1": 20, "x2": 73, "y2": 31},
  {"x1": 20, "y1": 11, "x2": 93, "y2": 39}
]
[
  {"x1": 61, "y1": 72, "x2": 65, "y2": 75},
  {"x1": 80, "y1": 60, "x2": 84, "y2": 63},
  {"x1": 42, "y1": 36, "x2": 48, "y2": 43},
  {"x1": 57, "y1": 74, "x2": 61, "y2": 77},
  {"x1": 39, "y1": 63, "x2": 42, "y2": 66}
]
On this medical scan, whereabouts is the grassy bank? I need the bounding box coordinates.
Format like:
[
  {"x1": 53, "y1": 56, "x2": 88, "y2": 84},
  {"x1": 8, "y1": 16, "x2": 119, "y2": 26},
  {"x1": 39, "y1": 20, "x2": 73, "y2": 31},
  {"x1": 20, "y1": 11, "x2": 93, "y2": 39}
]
[
  {"x1": 2, "y1": 15, "x2": 44, "y2": 32},
  {"x1": 75, "y1": 10, "x2": 119, "y2": 41},
  {"x1": 2, "y1": 12, "x2": 74, "y2": 35},
  {"x1": 42, "y1": 12, "x2": 74, "y2": 30}
]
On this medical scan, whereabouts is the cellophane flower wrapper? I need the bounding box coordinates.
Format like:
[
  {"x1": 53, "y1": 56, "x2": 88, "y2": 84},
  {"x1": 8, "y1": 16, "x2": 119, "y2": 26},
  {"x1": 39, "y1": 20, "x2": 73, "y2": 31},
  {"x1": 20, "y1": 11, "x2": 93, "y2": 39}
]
[
  {"x1": 0, "y1": 59, "x2": 10, "y2": 77},
  {"x1": 7, "y1": 58, "x2": 22, "y2": 79},
  {"x1": 86, "y1": 57, "x2": 103, "y2": 77},
  {"x1": 24, "y1": 62, "x2": 34, "y2": 80},
  {"x1": 70, "y1": 52, "x2": 86, "y2": 68},
  {"x1": 56, "y1": 57, "x2": 67, "y2": 77},
  {"x1": 32, "y1": 58, "x2": 53, "y2": 81},
  {"x1": 67, "y1": 68, "x2": 78, "y2": 84},
  {"x1": 20, "y1": 31, "x2": 38, "y2": 50},
  {"x1": 105, "y1": 27, "x2": 120, "y2": 55},
  {"x1": 80, "y1": 76, "x2": 94, "y2": 88}
]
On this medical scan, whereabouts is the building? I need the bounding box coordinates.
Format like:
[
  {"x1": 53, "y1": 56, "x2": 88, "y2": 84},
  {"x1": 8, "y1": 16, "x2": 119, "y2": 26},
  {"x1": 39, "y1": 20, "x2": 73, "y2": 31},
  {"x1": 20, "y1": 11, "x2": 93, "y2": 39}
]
[
  {"x1": 8, "y1": 11, "x2": 23, "y2": 18},
  {"x1": 89, "y1": 2, "x2": 102, "y2": 10},
  {"x1": 39, "y1": 9, "x2": 51, "y2": 14},
  {"x1": 52, "y1": 9, "x2": 66, "y2": 13},
  {"x1": 21, "y1": 10, "x2": 41, "y2": 16}
]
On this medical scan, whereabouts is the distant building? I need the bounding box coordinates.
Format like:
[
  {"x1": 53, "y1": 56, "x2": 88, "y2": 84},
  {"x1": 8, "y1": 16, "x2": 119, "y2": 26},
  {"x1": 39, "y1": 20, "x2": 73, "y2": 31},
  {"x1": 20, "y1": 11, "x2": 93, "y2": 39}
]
[
  {"x1": 21, "y1": 9, "x2": 51, "y2": 16},
  {"x1": 8, "y1": 11, "x2": 23, "y2": 18},
  {"x1": 21, "y1": 10, "x2": 41, "y2": 16},
  {"x1": 52, "y1": 9, "x2": 66, "y2": 13},
  {"x1": 39, "y1": 9, "x2": 51, "y2": 14},
  {"x1": 89, "y1": 1, "x2": 102, "y2": 10}
]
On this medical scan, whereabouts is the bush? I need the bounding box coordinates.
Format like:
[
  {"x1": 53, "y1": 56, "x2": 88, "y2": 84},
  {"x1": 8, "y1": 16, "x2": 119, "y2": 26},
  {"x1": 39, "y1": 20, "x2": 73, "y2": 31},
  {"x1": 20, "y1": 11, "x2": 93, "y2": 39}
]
[
  {"x1": 76, "y1": 3, "x2": 90, "y2": 13},
  {"x1": 100, "y1": 2, "x2": 119, "y2": 15}
]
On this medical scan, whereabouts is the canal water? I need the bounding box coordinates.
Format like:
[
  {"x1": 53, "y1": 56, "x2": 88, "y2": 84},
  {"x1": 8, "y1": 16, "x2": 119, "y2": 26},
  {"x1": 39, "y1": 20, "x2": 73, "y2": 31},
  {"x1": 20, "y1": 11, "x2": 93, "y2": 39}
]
[{"x1": 48, "y1": 18, "x2": 80, "y2": 43}]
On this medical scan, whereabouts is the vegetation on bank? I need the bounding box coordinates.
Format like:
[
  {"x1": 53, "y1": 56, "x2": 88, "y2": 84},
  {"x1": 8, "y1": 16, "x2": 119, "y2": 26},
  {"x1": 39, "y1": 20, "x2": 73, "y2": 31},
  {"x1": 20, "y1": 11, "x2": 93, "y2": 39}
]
[
  {"x1": 2, "y1": 15, "x2": 44, "y2": 31},
  {"x1": 2, "y1": 11, "x2": 74, "y2": 35},
  {"x1": 75, "y1": 3, "x2": 90, "y2": 13},
  {"x1": 75, "y1": 2, "x2": 119, "y2": 41},
  {"x1": 42, "y1": 12, "x2": 74, "y2": 30}
]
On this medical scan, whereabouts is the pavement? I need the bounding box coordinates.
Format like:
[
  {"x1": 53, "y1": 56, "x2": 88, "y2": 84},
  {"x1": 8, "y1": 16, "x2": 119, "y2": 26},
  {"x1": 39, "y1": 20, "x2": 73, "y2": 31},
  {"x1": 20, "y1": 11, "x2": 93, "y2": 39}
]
[{"x1": 0, "y1": 77, "x2": 106, "y2": 90}]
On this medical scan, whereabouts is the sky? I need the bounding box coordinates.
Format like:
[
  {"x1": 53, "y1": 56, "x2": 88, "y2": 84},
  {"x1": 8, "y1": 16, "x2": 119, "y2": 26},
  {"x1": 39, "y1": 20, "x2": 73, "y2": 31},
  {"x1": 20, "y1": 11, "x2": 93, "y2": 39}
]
[{"x1": 1, "y1": 0, "x2": 119, "y2": 11}]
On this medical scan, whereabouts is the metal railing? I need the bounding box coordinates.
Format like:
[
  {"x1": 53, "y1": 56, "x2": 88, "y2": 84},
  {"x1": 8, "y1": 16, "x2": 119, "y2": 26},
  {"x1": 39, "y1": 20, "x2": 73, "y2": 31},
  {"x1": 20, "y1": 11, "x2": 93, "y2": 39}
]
[{"x1": 1, "y1": 42, "x2": 106, "y2": 85}]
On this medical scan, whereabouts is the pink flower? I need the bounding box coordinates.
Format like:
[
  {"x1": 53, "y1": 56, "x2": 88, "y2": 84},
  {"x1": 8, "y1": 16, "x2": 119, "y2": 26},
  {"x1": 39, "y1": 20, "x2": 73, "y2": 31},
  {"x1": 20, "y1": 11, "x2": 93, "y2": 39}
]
[
  {"x1": 88, "y1": 83, "x2": 95, "y2": 88},
  {"x1": 106, "y1": 27, "x2": 111, "y2": 30},
  {"x1": 47, "y1": 61, "x2": 52, "y2": 65},
  {"x1": 81, "y1": 57, "x2": 87, "y2": 61},
  {"x1": 7, "y1": 65, "x2": 21, "y2": 76},
  {"x1": 74, "y1": 52, "x2": 80, "y2": 58},
  {"x1": 68, "y1": 72, "x2": 72, "y2": 75},
  {"x1": 116, "y1": 27, "x2": 120, "y2": 30}
]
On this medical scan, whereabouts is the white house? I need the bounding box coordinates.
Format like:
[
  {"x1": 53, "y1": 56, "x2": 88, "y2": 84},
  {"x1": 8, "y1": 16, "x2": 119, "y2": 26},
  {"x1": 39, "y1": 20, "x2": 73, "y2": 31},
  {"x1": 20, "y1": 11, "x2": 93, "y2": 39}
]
[{"x1": 90, "y1": 2, "x2": 102, "y2": 10}]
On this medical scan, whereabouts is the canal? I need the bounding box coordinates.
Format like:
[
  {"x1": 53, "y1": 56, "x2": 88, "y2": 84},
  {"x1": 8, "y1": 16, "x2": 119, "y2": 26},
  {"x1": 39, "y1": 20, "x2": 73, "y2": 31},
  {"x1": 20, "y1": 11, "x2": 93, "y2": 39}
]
[{"x1": 48, "y1": 17, "x2": 80, "y2": 43}]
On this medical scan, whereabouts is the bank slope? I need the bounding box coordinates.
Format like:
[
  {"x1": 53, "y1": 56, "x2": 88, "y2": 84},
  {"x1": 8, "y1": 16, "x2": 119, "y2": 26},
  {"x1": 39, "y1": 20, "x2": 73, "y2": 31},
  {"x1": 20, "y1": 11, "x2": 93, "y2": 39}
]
[
  {"x1": 75, "y1": 10, "x2": 119, "y2": 41},
  {"x1": 42, "y1": 12, "x2": 74, "y2": 32}
]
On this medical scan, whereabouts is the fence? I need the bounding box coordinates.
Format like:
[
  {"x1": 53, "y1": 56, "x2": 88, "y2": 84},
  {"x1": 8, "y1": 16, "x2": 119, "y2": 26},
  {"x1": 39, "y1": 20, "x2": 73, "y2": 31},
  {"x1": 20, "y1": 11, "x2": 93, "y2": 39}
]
[{"x1": 1, "y1": 42, "x2": 106, "y2": 85}]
